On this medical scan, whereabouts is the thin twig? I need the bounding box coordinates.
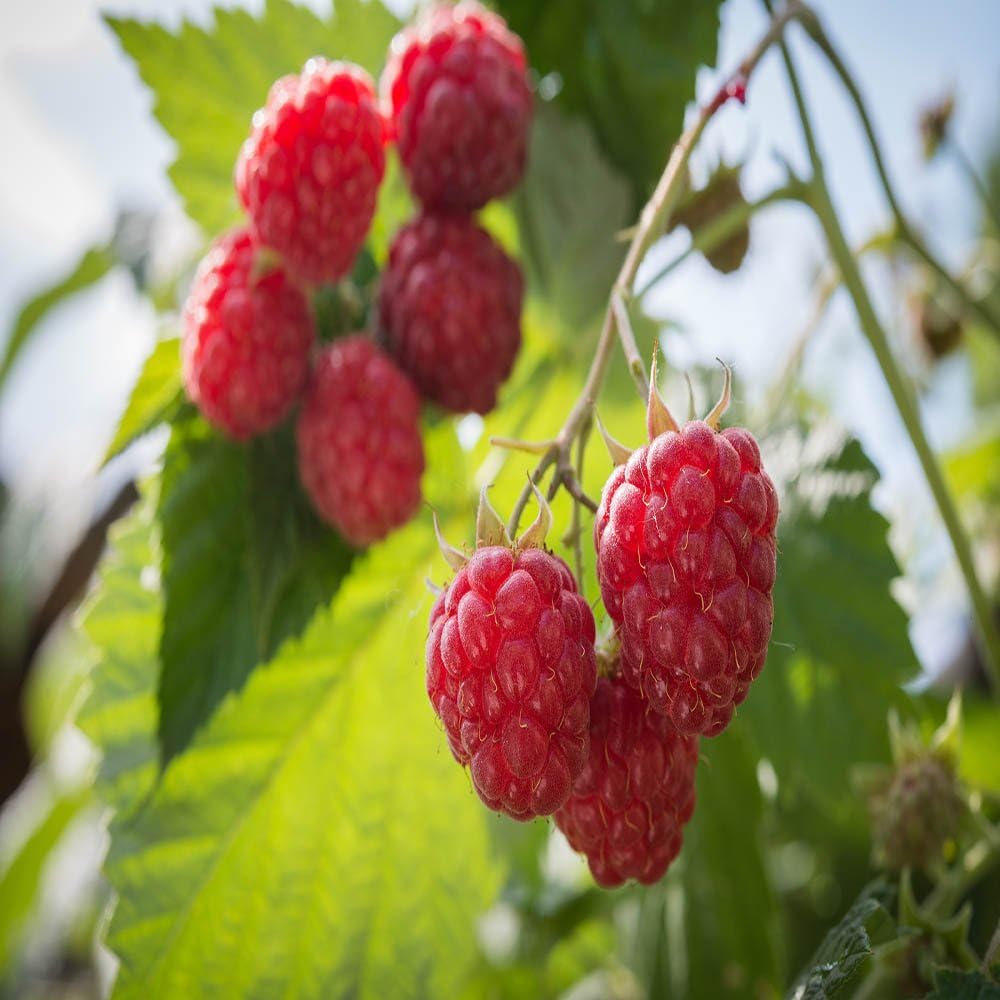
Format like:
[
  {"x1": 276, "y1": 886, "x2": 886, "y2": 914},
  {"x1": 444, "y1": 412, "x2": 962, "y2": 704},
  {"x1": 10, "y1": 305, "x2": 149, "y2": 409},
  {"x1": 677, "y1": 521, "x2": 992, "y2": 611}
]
[
  {"x1": 611, "y1": 293, "x2": 651, "y2": 399},
  {"x1": 504, "y1": 1, "x2": 804, "y2": 537}
]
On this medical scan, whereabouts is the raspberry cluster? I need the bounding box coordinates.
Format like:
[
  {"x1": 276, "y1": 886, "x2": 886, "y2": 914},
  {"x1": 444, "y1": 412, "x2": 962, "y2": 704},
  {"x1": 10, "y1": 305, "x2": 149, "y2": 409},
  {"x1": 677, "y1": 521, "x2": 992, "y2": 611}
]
[
  {"x1": 378, "y1": 2, "x2": 529, "y2": 414},
  {"x1": 180, "y1": 2, "x2": 530, "y2": 547}
]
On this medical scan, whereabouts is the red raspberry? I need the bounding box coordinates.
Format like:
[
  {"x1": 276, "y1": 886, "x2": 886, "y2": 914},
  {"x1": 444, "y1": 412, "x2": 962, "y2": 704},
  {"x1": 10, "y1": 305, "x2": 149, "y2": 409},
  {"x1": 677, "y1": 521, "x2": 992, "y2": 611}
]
[
  {"x1": 381, "y1": 1, "x2": 532, "y2": 210},
  {"x1": 426, "y1": 542, "x2": 597, "y2": 820},
  {"x1": 236, "y1": 59, "x2": 385, "y2": 285},
  {"x1": 181, "y1": 226, "x2": 313, "y2": 441},
  {"x1": 555, "y1": 673, "x2": 699, "y2": 888},
  {"x1": 595, "y1": 390, "x2": 778, "y2": 736},
  {"x1": 378, "y1": 212, "x2": 523, "y2": 414},
  {"x1": 296, "y1": 335, "x2": 424, "y2": 547}
]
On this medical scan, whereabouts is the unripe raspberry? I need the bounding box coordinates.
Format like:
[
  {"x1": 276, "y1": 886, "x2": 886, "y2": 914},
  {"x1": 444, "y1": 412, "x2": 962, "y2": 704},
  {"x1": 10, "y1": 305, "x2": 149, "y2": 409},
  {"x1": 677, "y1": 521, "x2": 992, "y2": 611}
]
[
  {"x1": 296, "y1": 335, "x2": 424, "y2": 547},
  {"x1": 181, "y1": 226, "x2": 314, "y2": 441},
  {"x1": 426, "y1": 493, "x2": 597, "y2": 820},
  {"x1": 381, "y1": 1, "x2": 532, "y2": 210},
  {"x1": 595, "y1": 367, "x2": 778, "y2": 737},
  {"x1": 555, "y1": 673, "x2": 699, "y2": 888},
  {"x1": 236, "y1": 59, "x2": 385, "y2": 285},
  {"x1": 378, "y1": 212, "x2": 523, "y2": 414},
  {"x1": 869, "y1": 752, "x2": 964, "y2": 871}
]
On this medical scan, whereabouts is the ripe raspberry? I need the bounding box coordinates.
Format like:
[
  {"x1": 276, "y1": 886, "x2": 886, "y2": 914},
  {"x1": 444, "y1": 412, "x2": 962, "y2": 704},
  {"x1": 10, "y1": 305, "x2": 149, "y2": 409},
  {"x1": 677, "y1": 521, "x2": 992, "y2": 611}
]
[
  {"x1": 425, "y1": 496, "x2": 597, "y2": 820},
  {"x1": 236, "y1": 59, "x2": 385, "y2": 285},
  {"x1": 555, "y1": 673, "x2": 698, "y2": 888},
  {"x1": 379, "y1": 212, "x2": 523, "y2": 414},
  {"x1": 381, "y1": 1, "x2": 532, "y2": 210},
  {"x1": 296, "y1": 335, "x2": 424, "y2": 547},
  {"x1": 868, "y1": 752, "x2": 964, "y2": 871},
  {"x1": 181, "y1": 226, "x2": 314, "y2": 441},
  {"x1": 595, "y1": 370, "x2": 778, "y2": 736}
]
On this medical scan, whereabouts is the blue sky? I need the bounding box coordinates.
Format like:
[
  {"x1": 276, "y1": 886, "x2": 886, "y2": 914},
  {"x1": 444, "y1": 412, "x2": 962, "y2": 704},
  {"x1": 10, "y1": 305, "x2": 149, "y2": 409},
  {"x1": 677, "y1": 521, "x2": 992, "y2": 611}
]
[{"x1": 0, "y1": 0, "x2": 997, "y2": 670}]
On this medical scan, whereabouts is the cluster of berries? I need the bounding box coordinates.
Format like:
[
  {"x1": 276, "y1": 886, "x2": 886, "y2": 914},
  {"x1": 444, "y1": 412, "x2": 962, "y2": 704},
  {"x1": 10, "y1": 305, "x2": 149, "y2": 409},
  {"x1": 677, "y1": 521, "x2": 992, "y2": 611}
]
[
  {"x1": 427, "y1": 369, "x2": 779, "y2": 887},
  {"x1": 180, "y1": 1, "x2": 531, "y2": 547}
]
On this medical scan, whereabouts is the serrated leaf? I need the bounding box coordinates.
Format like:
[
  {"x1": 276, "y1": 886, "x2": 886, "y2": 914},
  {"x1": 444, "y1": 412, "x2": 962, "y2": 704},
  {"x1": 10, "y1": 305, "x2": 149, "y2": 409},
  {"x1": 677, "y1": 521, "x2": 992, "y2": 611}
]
[
  {"x1": 925, "y1": 969, "x2": 1000, "y2": 1000},
  {"x1": 105, "y1": 336, "x2": 183, "y2": 464},
  {"x1": 0, "y1": 245, "x2": 114, "y2": 390},
  {"x1": 84, "y1": 504, "x2": 501, "y2": 998},
  {"x1": 741, "y1": 425, "x2": 915, "y2": 832},
  {"x1": 156, "y1": 409, "x2": 353, "y2": 767},
  {"x1": 788, "y1": 880, "x2": 897, "y2": 1000},
  {"x1": 498, "y1": 0, "x2": 722, "y2": 198},
  {"x1": 109, "y1": 0, "x2": 400, "y2": 235},
  {"x1": 76, "y1": 498, "x2": 161, "y2": 822},
  {"x1": 644, "y1": 729, "x2": 782, "y2": 999}
]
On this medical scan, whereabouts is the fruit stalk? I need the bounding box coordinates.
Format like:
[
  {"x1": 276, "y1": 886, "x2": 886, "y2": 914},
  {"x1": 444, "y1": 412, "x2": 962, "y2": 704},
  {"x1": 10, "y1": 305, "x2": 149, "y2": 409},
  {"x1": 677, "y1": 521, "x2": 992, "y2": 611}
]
[
  {"x1": 771, "y1": 19, "x2": 1000, "y2": 692},
  {"x1": 505, "y1": 0, "x2": 806, "y2": 537}
]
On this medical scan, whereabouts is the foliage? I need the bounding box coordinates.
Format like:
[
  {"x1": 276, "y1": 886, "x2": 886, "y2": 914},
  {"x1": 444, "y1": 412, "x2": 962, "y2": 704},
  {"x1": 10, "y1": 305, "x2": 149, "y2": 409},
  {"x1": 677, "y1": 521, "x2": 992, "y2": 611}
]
[{"x1": 0, "y1": 0, "x2": 987, "y2": 998}]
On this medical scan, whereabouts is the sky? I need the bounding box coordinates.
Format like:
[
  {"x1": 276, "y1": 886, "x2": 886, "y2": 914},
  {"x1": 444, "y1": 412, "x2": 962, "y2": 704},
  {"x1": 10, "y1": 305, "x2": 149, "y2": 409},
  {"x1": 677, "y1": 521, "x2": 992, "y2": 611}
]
[{"x1": 0, "y1": 0, "x2": 997, "y2": 671}]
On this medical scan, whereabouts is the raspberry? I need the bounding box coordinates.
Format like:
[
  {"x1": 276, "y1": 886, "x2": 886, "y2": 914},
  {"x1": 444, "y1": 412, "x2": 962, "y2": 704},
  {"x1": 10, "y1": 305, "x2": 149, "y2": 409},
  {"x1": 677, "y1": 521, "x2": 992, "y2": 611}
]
[
  {"x1": 555, "y1": 673, "x2": 698, "y2": 888},
  {"x1": 425, "y1": 494, "x2": 597, "y2": 820},
  {"x1": 296, "y1": 335, "x2": 424, "y2": 547},
  {"x1": 378, "y1": 212, "x2": 523, "y2": 414},
  {"x1": 868, "y1": 752, "x2": 964, "y2": 871},
  {"x1": 181, "y1": 226, "x2": 314, "y2": 441},
  {"x1": 236, "y1": 59, "x2": 385, "y2": 285},
  {"x1": 595, "y1": 369, "x2": 778, "y2": 736},
  {"x1": 381, "y1": 1, "x2": 532, "y2": 210}
]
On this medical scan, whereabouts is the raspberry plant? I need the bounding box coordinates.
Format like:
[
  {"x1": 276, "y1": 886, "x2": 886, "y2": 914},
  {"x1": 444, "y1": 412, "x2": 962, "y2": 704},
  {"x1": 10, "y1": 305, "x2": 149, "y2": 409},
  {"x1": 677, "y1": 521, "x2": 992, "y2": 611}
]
[{"x1": 2, "y1": 1, "x2": 999, "y2": 998}]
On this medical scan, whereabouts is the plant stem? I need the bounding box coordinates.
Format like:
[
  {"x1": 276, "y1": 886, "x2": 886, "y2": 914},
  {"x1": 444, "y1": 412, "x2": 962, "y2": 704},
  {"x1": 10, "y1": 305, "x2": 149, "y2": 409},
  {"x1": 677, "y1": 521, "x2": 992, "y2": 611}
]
[
  {"x1": 772, "y1": 25, "x2": 1000, "y2": 692},
  {"x1": 798, "y1": 9, "x2": 1000, "y2": 340},
  {"x1": 946, "y1": 137, "x2": 1000, "y2": 239},
  {"x1": 505, "y1": 0, "x2": 805, "y2": 536}
]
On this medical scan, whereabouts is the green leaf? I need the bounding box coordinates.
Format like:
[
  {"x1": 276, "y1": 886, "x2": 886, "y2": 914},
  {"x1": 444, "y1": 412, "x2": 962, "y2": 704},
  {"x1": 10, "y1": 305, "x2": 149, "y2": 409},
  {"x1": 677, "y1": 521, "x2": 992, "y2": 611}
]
[
  {"x1": 105, "y1": 336, "x2": 183, "y2": 464},
  {"x1": 156, "y1": 409, "x2": 354, "y2": 766},
  {"x1": 109, "y1": 0, "x2": 400, "y2": 235},
  {"x1": 742, "y1": 425, "x2": 915, "y2": 833},
  {"x1": 76, "y1": 498, "x2": 161, "y2": 821},
  {"x1": 85, "y1": 507, "x2": 502, "y2": 998},
  {"x1": 498, "y1": 0, "x2": 722, "y2": 197},
  {"x1": 960, "y1": 697, "x2": 1000, "y2": 793},
  {"x1": 652, "y1": 729, "x2": 783, "y2": 998},
  {"x1": 925, "y1": 969, "x2": 1000, "y2": 1000},
  {"x1": 0, "y1": 245, "x2": 114, "y2": 391},
  {"x1": 787, "y1": 880, "x2": 897, "y2": 999},
  {"x1": 514, "y1": 105, "x2": 631, "y2": 336}
]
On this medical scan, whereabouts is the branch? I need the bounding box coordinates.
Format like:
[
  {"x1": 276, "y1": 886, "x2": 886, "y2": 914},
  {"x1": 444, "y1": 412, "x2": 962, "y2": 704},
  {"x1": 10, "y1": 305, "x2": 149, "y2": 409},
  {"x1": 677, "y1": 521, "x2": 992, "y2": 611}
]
[
  {"x1": 771, "y1": 12, "x2": 1000, "y2": 692},
  {"x1": 505, "y1": 0, "x2": 805, "y2": 536}
]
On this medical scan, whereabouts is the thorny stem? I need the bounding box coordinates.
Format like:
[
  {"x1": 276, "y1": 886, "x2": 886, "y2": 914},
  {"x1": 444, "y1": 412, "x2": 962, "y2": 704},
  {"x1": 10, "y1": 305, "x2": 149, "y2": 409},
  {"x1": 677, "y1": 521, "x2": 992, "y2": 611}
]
[
  {"x1": 504, "y1": 0, "x2": 806, "y2": 538},
  {"x1": 772, "y1": 12, "x2": 1000, "y2": 692},
  {"x1": 798, "y1": 10, "x2": 1000, "y2": 340}
]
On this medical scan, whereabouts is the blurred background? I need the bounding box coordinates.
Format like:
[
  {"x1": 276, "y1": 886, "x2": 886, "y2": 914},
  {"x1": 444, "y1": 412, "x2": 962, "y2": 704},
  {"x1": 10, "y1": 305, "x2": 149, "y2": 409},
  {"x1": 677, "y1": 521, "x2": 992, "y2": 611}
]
[{"x1": 1, "y1": 0, "x2": 999, "y2": 996}]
